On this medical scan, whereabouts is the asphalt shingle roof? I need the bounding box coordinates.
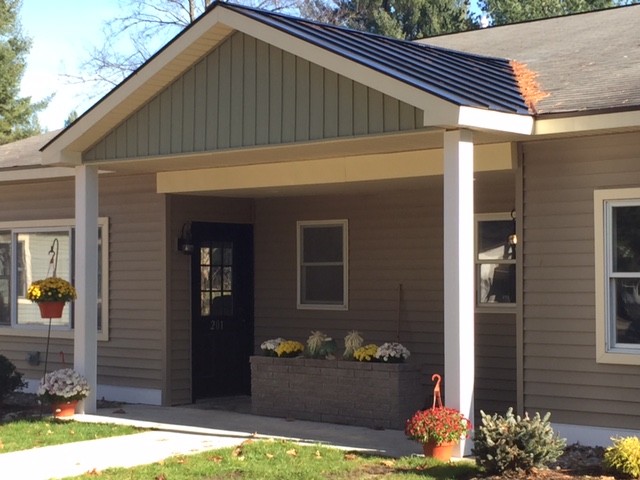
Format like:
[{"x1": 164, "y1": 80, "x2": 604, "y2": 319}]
[
  {"x1": 0, "y1": 130, "x2": 60, "y2": 169},
  {"x1": 422, "y1": 5, "x2": 640, "y2": 115},
  {"x1": 219, "y1": 2, "x2": 531, "y2": 115}
]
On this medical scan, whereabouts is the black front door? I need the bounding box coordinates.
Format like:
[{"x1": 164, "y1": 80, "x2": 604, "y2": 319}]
[{"x1": 191, "y1": 222, "x2": 254, "y2": 400}]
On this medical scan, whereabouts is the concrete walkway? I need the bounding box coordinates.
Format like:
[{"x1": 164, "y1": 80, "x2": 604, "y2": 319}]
[{"x1": 0, "y1": 403, "x2": 423, "y2": 480}]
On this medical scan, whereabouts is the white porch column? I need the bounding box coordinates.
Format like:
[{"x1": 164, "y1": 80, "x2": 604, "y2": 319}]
[
  {"x1": 443, "y1": 129, "x2": 475, "y2": 457},
  {"x1": 74, "y1": 165, "x2": 99, "y2": 414}
]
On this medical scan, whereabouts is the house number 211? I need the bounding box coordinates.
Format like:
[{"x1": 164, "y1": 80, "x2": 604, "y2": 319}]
[{"x1": 210, "y1": 320, "x2": 224, "y2": 330}]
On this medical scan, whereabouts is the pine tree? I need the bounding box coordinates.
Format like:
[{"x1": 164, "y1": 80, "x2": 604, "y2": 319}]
[
  {"x1": 306, "y1": 0, "x2": 476, "y2": 39},
  {"x1": 0, "y1": 0, "x2": 46, "y2": 144},
  {"x1": 479, "y1": 0, "x2": 630, "y2": 26}
]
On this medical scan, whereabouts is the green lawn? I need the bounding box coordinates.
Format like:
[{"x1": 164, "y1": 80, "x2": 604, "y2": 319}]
[
  {"x1": 0, "y1": 418, "x2": 145, "y2": 453},
  {"x1": 64, "y1": 438, "x2": 479, "y2": 480}
]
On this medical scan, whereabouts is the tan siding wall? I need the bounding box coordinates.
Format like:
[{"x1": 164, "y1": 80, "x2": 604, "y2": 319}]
[
  {"x1": 0, "y1": 174, "x2": 167, "y2": 393},
  {"x1": 83, "y1": 32, "x2": 423, "y2": 162},
  {"x1": 523, "y1": 132, "x2": 640, "y2": 429},
  {"x1": 475, "y1": 170, "x2": 518, "y2": 413},
  {"x1": 254, "y1": 173, "x2": 516, "y2": 415},
  {"x1": 167, "y1": 195, "x2": 253, "y2": 405}
]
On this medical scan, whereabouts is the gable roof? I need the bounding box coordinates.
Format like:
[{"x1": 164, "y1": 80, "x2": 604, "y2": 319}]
[
  {"x1": 218, "y1": 2, "x2": 529, "y2": 115},
  {"x1": 422, "y1": 4, "x2": 640, "y2": 116},
  {"x1": 42, "y1": 2, "x2": 535, "y2": 165}
]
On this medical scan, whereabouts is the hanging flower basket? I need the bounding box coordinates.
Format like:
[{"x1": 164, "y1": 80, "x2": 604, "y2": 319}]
[{"x1": 27, "y1": 277, "x2": 77, "y2": 318}]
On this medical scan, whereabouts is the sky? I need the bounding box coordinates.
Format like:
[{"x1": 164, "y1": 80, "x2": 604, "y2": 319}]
[
  {"x1": 19, "y1": 1, "x2": 121, "y2": 131},
  {"x1": 19, "y1": 1, "x2": 484, "y2": 132}
]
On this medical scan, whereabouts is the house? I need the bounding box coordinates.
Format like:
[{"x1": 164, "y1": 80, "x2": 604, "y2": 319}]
[{"x1": 1, "y1": 2, "x2": 639, "y2": 454}]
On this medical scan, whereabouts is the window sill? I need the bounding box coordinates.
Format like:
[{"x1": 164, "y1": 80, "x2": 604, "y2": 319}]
[
  {"x1": 475, "y1": 305, "x2": 516, "y2": 314},
  {"x1": 0, "y1": 326, "x2": 109, "y2": 342},
  {"x1": 596, "y1": 349, "x2": 640, "y2": 366},
  {"x1": 297, "y1": 303, "x2": 348, "y2": 311}
]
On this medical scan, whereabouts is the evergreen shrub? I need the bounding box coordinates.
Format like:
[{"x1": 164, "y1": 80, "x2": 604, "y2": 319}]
[{"x1": 472, "y1": 407, "x2": 566, "y2": 474}]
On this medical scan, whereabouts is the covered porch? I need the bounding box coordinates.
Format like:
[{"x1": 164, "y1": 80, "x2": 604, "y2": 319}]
[{"x1": 39, "y1": 2, "x2": 533, "y2": 458}]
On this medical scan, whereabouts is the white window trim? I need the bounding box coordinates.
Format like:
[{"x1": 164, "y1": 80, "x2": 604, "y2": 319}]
[
  {"x1": 0, "y1": 218, "x2": 109, "y2": 341},
  {"x1": 297, "y1": 219, "x2": 348, "y2": 311},
  {"x1": 475, "y1": 212, "x2": 516, "y2": 313},
  {"x1": 595, "y1": 188, "x2": 640, "y2": 365}
]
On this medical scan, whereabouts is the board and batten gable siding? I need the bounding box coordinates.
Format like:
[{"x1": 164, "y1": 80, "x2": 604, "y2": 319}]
[
  {"x1": 253, "y1": 173, "x2": 516, "y2": 416},
  {"x1": 82, "y1": 32, "x2": 424, "y2": 162},
  {"x1": 0, "y1": 174, "x2": 167, "y2": 396},
  {"x1": 167, "y1": 195, "x2": 253, "y2": 405},
  {"x1": 522, "y1": 131, "x2": 640, "y2": 430}
]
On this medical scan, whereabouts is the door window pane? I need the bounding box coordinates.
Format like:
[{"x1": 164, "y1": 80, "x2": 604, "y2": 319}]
[{"x1": 200, "y1": 243, "x2": 233, "y2": 317}]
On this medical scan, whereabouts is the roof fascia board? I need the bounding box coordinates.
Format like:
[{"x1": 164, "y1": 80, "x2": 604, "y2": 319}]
[
  {"x1": 41, "y1": 9, "x2": 230, "y2": 164},
  {"x1": 0, "y1": 167, "x2": 76, "y2": 183},
  {"x1": 458, "y1": 106, "x2": 533, "y2": 135},
  {"x1": 215, "y1": 8, "x2": 460, "y2": 126},
  {"x1": 534, "y1": 110, "x2": 640, "y2": 135}
]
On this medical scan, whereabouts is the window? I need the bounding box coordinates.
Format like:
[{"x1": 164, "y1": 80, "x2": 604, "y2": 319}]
[
  {"x1": 476, "y1": 213, "x2": 516, "y2": 308},
  {"x1": 0, "y1": 219, "x2": 108, "y2": 340},
  {"x1": 595, "y1": 189, "x2": 640, "y2": 364},
  {"x1": 297, "y1": 220, "x2": 348, "y2": 310}
]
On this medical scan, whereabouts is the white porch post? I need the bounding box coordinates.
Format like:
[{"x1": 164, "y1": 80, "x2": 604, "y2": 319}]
[
  {"x1": 74, "y1": 165, "x2": 99, "y2": 414},
  {"x1": 443, "y1": 129, "x2": 475, "y2": 457}
]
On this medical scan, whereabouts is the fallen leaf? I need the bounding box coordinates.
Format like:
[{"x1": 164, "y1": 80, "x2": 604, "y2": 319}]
[
  {"x1": 207, "y1": 456, "x2": 223, "y2": 463},
  {"x1": 155, "y1": 475, "x2": 166, "y2": 480},
  {"x1": 176, "y1": 457, "x2": 188, "y2": 464},
  {"x1": 69, "y1": 430, "x2": 75, "y2": 435},
  {"x1": 0, "y1": 439, "x2": 4, "y2": 449},
  {"x1": 84, "y1": 468, "x2": 101, "y2": 476},
  {"x1": 344, "y1": 453, "x2": 357, "y2": 460},
  {"x1": 232, "y1": 447, "x2": 242, "y2": 457},
  {"x1": 157, "y1": 460, "x2": 165, "y2": 466},
  {"x1": 46, "y1": 430, "x2": 53, "y2": 435},
  {"x1": 241, "y1": 439, "x2": 254, "y2": 446},
  {"x1": 286, "y1": 449, "x2": 298, "y2": 457},
  {"x1": 252, "y1": 431, "x2": 258, "y2": 437},
  {"x1": 381, "y1": 460, "x2": 395, "y2": 467},
  {"x1": 268, "y1": 438, "x2": 275, "y2": 443},
  {"x1": 265, "y1": 453, "x2": 274, "y2": 459},
  {"x1": 314, "y1": 450, "x2": 322, "y2": 458}
]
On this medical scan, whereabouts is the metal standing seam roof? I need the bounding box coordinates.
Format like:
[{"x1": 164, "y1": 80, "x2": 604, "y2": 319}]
[{"x1": 217, "y1": 2, "x2": 531, "y2": 115}]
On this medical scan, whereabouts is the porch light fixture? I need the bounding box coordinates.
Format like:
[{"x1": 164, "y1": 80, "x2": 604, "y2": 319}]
[{"x1": 178, "y1": 222, "x2": 194, "y2": 255}]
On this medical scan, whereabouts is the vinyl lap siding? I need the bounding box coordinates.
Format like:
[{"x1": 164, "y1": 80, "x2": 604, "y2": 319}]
[
  {"x1": 83, "y1": 32, "x2": 423, "y2": 162},
  {"x1": 254, "y1": 174, "x2": 517, "y2": 415},
  {"x1": 522, "y1": 132, "x2": 640, "y2": 429},
  {"x1": 0, "y1": 174, "x2": 167, "y2": 395}
]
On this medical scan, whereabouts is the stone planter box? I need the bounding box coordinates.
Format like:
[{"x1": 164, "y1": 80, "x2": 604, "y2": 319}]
[{"x1": 250, "y1": 356, "x2": 424, "y2": 429}]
